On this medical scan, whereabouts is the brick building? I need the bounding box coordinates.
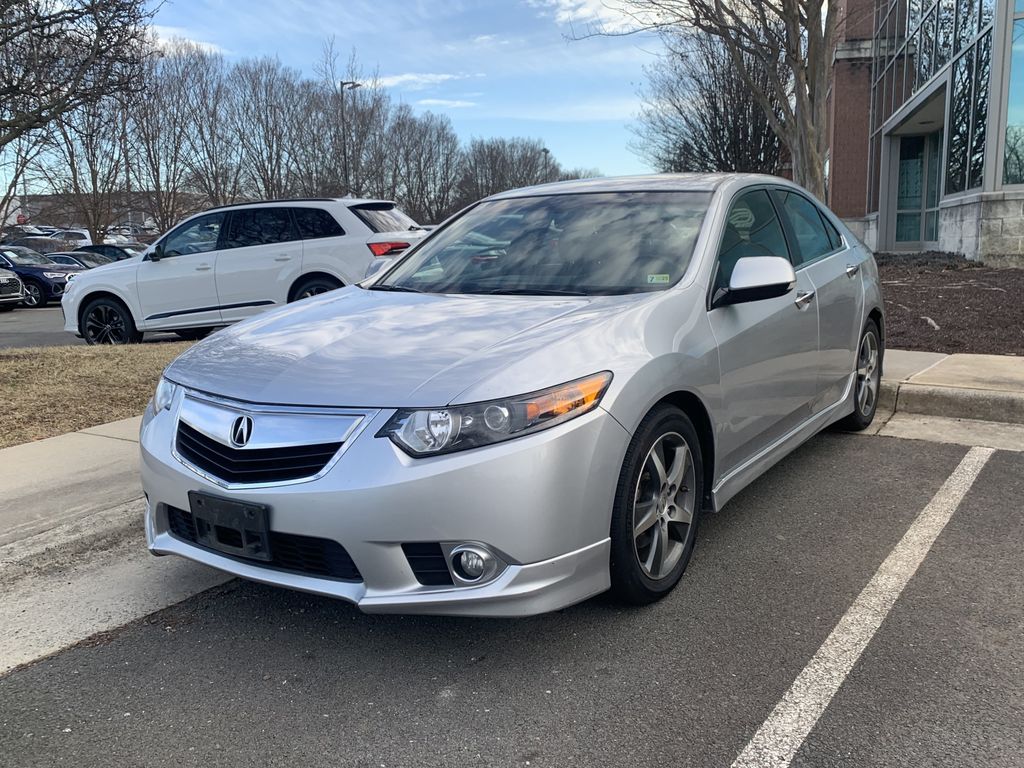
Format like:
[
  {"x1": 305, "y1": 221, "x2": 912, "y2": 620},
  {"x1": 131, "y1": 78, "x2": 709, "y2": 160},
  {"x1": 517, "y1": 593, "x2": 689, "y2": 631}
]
[{"x1": 828, "y1": 0, "x2": 1024, "y2": 261}]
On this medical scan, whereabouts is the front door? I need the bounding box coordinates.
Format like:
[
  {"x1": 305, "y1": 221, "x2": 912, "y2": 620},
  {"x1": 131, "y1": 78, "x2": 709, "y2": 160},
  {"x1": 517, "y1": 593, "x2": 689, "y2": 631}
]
[
  {"x1": 707, "y1": 188, "x2": 820, "y2": 475},
  {"x1": 895, "y1": 132, "x2": 942, "y2": 248},
  {"x1": 136, "y1": 212, "x2": 225, "y2": 329}
]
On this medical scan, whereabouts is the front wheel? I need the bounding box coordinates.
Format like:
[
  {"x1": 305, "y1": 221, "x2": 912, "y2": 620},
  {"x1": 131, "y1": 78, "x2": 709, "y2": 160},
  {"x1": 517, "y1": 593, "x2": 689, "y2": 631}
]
[
  {"x1": 80, "y1": 297, "x2": 143, "y2": 345},
  {"x1": 609, "y1": 405, "x2": 703, "y2": 605},
  {"x1": 21, "y1": 281, "x2": 46, "y2": 307},
  {"x1": 837, "y1": 319, "x2": 882, "y2": 431}
]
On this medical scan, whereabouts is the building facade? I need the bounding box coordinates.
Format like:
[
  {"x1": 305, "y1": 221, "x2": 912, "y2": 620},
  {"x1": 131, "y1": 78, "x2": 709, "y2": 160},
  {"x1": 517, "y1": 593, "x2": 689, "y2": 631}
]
[{"x1": 829, "y1": 0, "x2": 1024, "y2": 261}]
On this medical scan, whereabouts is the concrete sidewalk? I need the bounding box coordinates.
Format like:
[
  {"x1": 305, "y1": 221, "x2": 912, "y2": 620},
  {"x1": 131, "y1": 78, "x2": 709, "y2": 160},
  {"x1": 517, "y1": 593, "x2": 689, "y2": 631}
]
[{"x1": 1, "y1": 349, "x2": 1022, "y2": 552}]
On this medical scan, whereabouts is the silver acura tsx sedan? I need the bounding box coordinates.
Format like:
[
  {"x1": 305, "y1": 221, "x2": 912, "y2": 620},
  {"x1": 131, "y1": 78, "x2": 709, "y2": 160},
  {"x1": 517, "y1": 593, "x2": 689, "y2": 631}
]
[{"x1": 141, "y1": 174, "x2": 883, "y2": 616}]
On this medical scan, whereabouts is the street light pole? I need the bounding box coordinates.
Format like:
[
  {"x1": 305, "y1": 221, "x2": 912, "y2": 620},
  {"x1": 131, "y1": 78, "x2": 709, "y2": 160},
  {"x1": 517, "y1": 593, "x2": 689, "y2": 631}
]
[
  {"x1": 541, "y1": 147, "x2": 551, "y2": 183},
  {"x1": 338, "y1": 80, "x2": 362, "y2": 195}
]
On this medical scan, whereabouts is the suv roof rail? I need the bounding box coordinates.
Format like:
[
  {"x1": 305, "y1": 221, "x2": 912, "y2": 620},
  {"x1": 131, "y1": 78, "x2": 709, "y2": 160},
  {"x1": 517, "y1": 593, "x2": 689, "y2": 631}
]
[{"x1": 208, "y1": 197, "x2": 340, "y2": 210}]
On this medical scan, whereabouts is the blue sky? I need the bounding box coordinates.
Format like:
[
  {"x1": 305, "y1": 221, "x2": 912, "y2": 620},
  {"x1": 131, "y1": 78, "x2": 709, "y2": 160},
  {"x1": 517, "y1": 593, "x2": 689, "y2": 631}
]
[{"x1": 153, "y1": 0, "x2": 664, "y2": 176}]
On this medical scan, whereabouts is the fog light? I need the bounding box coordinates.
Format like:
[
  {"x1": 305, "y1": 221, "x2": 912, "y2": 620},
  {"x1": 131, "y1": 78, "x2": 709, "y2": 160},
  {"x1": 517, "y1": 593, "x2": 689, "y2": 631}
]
[{"x1": 450, "y1": 545, "x2": 495, "y2": 583}]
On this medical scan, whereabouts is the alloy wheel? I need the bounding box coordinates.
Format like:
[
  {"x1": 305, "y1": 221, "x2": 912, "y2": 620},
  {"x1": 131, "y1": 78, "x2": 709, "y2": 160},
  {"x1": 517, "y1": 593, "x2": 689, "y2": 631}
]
[
  {"x1": 84, "y1": 304, "x2": 130, "y2": 344},
  {"x1": 298, "y1": 284, "x2": 331, "y2": 299},
  {"x1": 632, "y1": 431, "x2": 697, "y2": 581},
  {"x1": 22, "y1": 283, "x2": 42, "y2": 307},
  {"x1": 856, "y1": 331, "x2": 880, "y2": 416}
]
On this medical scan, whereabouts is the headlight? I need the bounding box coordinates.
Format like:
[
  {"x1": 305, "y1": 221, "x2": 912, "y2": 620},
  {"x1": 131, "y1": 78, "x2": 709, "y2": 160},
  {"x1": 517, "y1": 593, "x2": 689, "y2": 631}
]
[
  {"x1": 43, "y1": 272, "x2": 67, "y2": 279},
  {"x1": 379, "y1": 372, "x2": 612, "y2": 457},
  {"x1": 153, "y1": 376, "x2": 179, "y2": 412}
]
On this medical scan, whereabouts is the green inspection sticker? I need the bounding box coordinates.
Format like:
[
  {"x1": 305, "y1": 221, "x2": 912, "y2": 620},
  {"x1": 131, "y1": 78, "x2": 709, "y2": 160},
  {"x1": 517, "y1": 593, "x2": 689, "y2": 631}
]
[{"x1": 646, "y1": 274, "x2": 671, "y2": 284}]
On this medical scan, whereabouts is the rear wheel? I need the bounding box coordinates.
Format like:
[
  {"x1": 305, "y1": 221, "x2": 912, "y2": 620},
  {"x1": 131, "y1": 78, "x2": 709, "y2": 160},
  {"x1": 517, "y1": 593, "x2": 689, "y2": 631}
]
[
  {"x1": 838, "y1": 319, "x2": 882, "y2": 431},
  {"x1": 174, "y1": 327, "x2": 214, "y2": 341},
  {"x1": 290, "y1": 275, "x2": 341, "y2": 302},
  {"x1": 21, "y1": 281, "x2": 46, "y2": 307},
  {"x1": 609, "y1": 405, "x2": 703, "y2": 605},
  {"x1": 80, "y1": 297, "x2": 142, "y2": 345}
]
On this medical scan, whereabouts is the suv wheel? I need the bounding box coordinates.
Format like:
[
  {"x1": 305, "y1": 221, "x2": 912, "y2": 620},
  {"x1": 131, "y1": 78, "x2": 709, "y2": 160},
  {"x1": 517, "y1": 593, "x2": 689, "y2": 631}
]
[
  {"x1": 21, "y1": 281, "x2": 46, "y2": 307},
  {"x1": 81, "y1": 297, "x2": 143, "y2": 345},
  {"x1": 290, "y1": 276, "x2": 341, "y2": 302}
]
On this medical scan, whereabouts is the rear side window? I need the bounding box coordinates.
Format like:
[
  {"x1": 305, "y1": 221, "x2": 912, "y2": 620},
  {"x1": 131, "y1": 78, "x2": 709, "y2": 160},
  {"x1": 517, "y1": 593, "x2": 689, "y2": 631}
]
[
  {"x1": 223, "y1": 208, "x2": 298, "y2": 249},
  {"x1": 775, "y1": 190, "x2": 837, "y2": 266},
  {"x1": 714, "y1": 189, "x2": 790, "y2": 295},
  {"x1": 349, "y1": 203, "x2": 417, "y2": 233},
  {"x1": 293, "y1": 207, "x2": 345, "y2": 239}
]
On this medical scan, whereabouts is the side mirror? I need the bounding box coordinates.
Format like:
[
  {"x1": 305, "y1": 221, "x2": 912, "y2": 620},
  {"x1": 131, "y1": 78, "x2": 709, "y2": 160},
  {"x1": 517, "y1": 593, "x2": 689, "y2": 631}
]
[
  {"x1": 713, "y1": 256, "x2": 796, "y2": 308},
  {"x1": 149, "y1": 243, "x2": 165, "y2": 262}
]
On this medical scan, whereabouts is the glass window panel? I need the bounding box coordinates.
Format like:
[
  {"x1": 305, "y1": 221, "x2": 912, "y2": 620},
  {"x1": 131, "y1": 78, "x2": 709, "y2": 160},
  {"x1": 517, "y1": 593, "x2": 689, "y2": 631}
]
[
  {"x1": 968, "y1": 31, "x2": 991, "y2": 189},
  {"x1": 1004, "y1": 20, "x2": 1024, "y2": 184},
  {"x1": 936, "y1": 0, "x2": 954, "y2": 69},
  {"x1": 918, "y1": 6, "x2": 937, "y2": 86},
  {"x1": 908, "y1": 0, "x2": 923, "y2": 33},
  {"x1": 1017, "y1": 0, "x2": 1024, "y2": 13},
  {"x1": 925, "y1": 211, "x2": 939, "y2": 241},
  {"x1": 896, "y1": 212, "x2": 923, "y2": 241},
  {"x1": 946, "y1": 51, "x2": 973, "y2": 193},
  {"x1": 926, "y1": 133, "x2": 942, "y2": 206},
  {"x1": 884, "y1": 63, "x2": 895, "y2": 121},
  {"x1": 955, "y1": 0, "x2": 977, "y2": 53},
  {"x1": 980, "y1": 0, "x2": 994, "y2": 29},
  {"x1": 898, "y1": 136, "x2": 926, "y2": 211},
  {"x1": 912, "y1": 27, "x2": 922, "y2": 93},
  {"x1": 776, "y1": 191, "x2": 835, "y2": 265},
  {"x1": 886, "y1": 5, "x2": 898, "y2": 66}
]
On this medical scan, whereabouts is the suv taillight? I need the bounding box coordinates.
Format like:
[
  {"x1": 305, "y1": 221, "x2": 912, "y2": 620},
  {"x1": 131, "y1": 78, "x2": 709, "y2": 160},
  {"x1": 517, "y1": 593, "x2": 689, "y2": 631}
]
[{"x1": 368, "y1": 241, "x2": 409, "y2": 257}]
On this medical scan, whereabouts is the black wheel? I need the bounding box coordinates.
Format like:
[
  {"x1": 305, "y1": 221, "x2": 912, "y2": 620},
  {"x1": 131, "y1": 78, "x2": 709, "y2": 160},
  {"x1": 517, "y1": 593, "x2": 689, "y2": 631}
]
[
  {"x1": 609, "y1": 405, "x2": 703, "y2": 605},
  {"x1": 290, "y1": 276, "x2": 341, "y2": 302},
  {"x1": 80, "y1": 297, "x2": 142, "y2": 345},
  {"x1": 837, "y1": 319, "x2": 882, "y2": 431},
  {"x1": 21, "y1": 281, "x2": 46, "y2": 307},
  {"x1": 174, "y1": 327, "x2": 214, "y2": 341}
]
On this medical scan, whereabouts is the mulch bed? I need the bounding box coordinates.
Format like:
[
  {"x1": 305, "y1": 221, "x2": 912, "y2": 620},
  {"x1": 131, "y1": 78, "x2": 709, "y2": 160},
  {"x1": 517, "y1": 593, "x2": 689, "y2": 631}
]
[{"x1": 876, "y1": 252, "x2": 1024, "y2": 356}]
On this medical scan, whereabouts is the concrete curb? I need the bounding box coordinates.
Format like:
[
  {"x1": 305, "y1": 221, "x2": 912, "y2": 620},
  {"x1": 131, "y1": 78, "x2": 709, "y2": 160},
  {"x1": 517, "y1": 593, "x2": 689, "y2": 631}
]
[{"x1": 880, "y1": 380, "x2": 1024, "y2": 426}]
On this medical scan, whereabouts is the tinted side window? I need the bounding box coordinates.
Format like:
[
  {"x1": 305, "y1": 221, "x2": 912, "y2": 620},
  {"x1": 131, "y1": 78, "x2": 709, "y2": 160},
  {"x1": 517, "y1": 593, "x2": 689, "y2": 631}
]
[
  {"x1": 776, "y1": 191, "x2": 835, "y2": 266},
  {"x1": 223, "y1": 208, "x2": 297, "y2": 249},
  {"x1": 714, "y1": 189, "x2": 789, "y2": 295},
  {"x1": 162, "y1": 213, "x2": 225, "y2": 257},
  {"x1": 820, "y1": 212, "x2": 843, "y2": 251},
  {"x1": 293, "y1": 208, "x2": 344, "y2": 239}
]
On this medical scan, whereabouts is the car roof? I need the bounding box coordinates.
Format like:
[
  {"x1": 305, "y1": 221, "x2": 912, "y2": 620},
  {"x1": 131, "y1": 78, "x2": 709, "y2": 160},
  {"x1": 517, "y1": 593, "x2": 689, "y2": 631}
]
[
  {"x1": 485, "y1": 173, "x2": 798, "y2": 200},
  {"x1": 204, "y1": 197, "x2": 396, "y2": 212}
]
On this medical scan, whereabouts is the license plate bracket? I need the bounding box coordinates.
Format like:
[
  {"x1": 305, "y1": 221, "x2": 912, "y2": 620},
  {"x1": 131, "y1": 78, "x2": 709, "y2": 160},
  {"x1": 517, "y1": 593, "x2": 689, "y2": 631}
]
[{"x1": 188, "y1": 491, "x2": 271, "y2": 562}]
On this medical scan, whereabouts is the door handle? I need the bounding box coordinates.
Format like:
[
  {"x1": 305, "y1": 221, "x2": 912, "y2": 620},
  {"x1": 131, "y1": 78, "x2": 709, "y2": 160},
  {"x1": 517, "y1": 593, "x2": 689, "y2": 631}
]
[
  {"x1": 794, "y1": 290, "x2": 815, "y2": 309},
  {"x1": 274, "y1": 255, "x2": 291, "y2": 262},
  {"x1": 845, "y1": 263, "x2": 861, "y2": 277},
  {"x1": 195, "y1": 264, "x2": 212, "y2": 271}
]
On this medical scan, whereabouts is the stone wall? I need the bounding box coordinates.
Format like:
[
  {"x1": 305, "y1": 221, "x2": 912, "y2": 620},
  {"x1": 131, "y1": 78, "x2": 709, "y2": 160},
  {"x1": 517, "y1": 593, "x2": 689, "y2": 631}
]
[{"x1": 937, "y1": 192, "x2": 1024, "y2": 264}]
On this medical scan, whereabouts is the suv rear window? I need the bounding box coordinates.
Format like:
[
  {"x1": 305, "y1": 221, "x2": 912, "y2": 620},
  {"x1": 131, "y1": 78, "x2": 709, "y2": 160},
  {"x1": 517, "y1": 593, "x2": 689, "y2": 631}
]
[
  {"x1": 349, "y1": 203, "x2": 417, "y2": 233},
  {"x1": 293, "y1": 207, "x2": 345, "y2": 239}
]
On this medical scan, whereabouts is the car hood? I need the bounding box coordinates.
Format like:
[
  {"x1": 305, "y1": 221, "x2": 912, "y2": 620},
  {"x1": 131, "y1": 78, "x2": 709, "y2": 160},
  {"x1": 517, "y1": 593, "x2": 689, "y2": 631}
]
[
  {"x1": 12, "y1": 263, "x2": 83, "y2": 275},
  {"x1": 165, "y1": 286, "x2": 647, "y2": 407}
]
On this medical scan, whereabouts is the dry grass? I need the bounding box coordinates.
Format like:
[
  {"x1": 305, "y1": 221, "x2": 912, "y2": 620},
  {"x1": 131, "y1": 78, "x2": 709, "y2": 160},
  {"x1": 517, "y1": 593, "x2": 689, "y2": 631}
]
[{"x1": 0, "y1": 343, "x2": 193, "y2": 449}]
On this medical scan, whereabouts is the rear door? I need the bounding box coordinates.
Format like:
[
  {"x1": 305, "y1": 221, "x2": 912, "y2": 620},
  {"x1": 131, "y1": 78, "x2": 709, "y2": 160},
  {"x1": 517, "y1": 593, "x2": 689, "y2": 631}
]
[
  {"x1": 136, "y1": 212, "x2": 224, "y2": 329},
  {"x1": 707, "y1": 188, "x2": 820, "y2": 474},
  {"x1": 215, "y1": 207, "x2": 302, "y2": 322},
  {"x1": 772, "y1": 188, "x2": 865, "y2": 412}
]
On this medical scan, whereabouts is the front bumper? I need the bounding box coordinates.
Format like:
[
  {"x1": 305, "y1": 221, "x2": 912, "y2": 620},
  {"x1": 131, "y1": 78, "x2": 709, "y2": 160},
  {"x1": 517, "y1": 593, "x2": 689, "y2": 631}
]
[
  {"x1": 0, "y1": 292, "x2": 23, "y2": 306},
  {"x1": 140, "y1": 390, "x2": 630, "y2": 617}
]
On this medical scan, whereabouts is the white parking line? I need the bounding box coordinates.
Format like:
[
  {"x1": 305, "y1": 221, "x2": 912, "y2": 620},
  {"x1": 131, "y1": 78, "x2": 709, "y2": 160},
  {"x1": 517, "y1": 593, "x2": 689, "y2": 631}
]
[{"x1": 731, "y1": 445, "x2": 995, "y2": 768}]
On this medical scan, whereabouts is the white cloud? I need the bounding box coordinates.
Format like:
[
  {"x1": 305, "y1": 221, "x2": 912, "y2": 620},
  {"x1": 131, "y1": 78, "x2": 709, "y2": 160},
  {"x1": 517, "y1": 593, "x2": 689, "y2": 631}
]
[
  {"x1": 150, "y1": 25, "x2": 224, "y2": 54},
  {"x1": 416, "y1": 99, "x2": 477, "y2": 108},
  {"x1": 376, "y1": 72, "x2": 482, "y2": 90},
  {"x1": 527, "y1": 0, "x2": 640, "y2": 33}
]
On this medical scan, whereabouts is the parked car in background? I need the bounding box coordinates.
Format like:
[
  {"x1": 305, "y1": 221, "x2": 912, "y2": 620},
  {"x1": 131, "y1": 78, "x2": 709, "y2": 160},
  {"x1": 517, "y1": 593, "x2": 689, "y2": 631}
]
[
  {"x1": 8, "y1": 236, "x2": 67, "y2": 254},
  {"x1": 0, "y1": 247, "x2": 83, "y2": 307},
  {"x1": 79, "y1": 243, "x2": 147, "y2": 261},
  {"x1": 139, "y1": 174, "x2": 883, "y2": 616},
  {"x1": 47, "y1": 251, "x2": 113, "y2": 269},
  {"x1": 0, "y1": 267, "x2": 25, "y2": 311},
  {"x1": 62, "y1": 198, "x2": 427, "y2": 344},
  {"x1": 1, "y1": 225, "x2": 46, "y2": 242},
  {"x1": 51, "y1": 228, "x2": 93, "y2": 247},
  {"x1": 32, "y1": 225, "x2": 61, "y2": 236}
]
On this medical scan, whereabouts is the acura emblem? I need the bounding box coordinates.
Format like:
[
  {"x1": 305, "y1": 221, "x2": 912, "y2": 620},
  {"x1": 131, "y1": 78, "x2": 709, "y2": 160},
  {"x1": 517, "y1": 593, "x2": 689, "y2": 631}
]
[{"x1": 230, "y1": 415, "x2": 254, "y2": 447}]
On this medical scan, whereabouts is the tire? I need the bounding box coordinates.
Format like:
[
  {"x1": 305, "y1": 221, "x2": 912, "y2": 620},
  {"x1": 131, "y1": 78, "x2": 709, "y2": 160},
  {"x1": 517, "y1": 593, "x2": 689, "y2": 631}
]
[
  {"x1": 80, "y1": 297, "x2": 143, "y2": 345},
  {"x1": 609, "y1": 405, "x2": 703, "y2": 605},
  {"x1": 837, "y1": 319, "x2": 883, "y2": 431},
  {"x1": 21, "y1": 280, "x2": 46, "y2": 308},
  {"x1": 174, "y1": 327, "x2": 214, "y2": 341},
  {"x1": 290, "y1": 275, "x2": 341, "y2": 302}
]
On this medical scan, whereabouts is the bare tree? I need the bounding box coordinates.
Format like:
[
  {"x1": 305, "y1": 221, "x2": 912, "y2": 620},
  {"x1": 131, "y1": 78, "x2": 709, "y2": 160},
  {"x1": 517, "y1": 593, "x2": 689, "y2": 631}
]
[
  {"x1": 0, "y1": 0, "x2": 151, "y2": 152},
  {"x1": 595, "y1": 0, "x2": 856, "y2": 197},
  {"x1": 457, "y1": 137, "x2": 558, "y2": 207},
  {"x1": 633, "y1": 32, "x2": 783, "y2": 174}
]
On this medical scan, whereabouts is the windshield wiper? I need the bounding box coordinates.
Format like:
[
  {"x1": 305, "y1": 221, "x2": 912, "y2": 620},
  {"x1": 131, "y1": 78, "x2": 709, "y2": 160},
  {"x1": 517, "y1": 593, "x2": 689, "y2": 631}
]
[
  {"x1": 365, "y1": 283, "x2": 423, "y2": 293},
  {"x1": 486, "y1": 288, "x2": 588, "y2": 296}
]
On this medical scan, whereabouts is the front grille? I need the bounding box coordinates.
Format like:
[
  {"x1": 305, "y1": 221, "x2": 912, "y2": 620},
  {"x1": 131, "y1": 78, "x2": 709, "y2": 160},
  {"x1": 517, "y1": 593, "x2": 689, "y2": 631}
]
[
  {"x1": 0, "y1": 278, "x2": 20, "y2": 296},
  {"x1": 402, "y1": 542, "x2": 454, "y2": 586},
  {"x1": 176, "y1": 421, "x2": 342, "y2": 484},
  {"x1": 166, "y1": 505, "x2": 362, "y2": 581}
]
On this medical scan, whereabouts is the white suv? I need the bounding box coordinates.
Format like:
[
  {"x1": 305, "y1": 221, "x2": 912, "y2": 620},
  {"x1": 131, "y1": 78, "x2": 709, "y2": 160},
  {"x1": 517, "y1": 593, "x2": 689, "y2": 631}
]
[{"x1": 62, "y1": 199, "x2": 425, "y2": 344}]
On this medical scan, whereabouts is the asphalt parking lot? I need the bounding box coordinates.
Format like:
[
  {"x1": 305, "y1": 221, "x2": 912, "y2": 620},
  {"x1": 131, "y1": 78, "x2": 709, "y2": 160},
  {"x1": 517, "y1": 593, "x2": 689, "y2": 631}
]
[
  {"x1": 0, "y1": 306, "x2": 178, "y2": 348},
  {"x1": 1, "y1": 431, "x2": 1021, "y2": 767}
]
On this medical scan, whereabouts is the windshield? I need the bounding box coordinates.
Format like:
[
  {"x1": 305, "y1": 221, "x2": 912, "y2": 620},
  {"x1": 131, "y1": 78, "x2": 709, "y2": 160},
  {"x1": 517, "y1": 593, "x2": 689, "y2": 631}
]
[
  {"x1": 378, "y1": 191, "x2": 711, "y2": 295},
  {"x1": 78, "y1": 253, "x2": 111, "y2": 267},
  {"x1": 350, "y1": 203, "x2": 418, "y2": 233},
  {"x1": 1, "y1": 249, "x2": 54, "y2": 266}
]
